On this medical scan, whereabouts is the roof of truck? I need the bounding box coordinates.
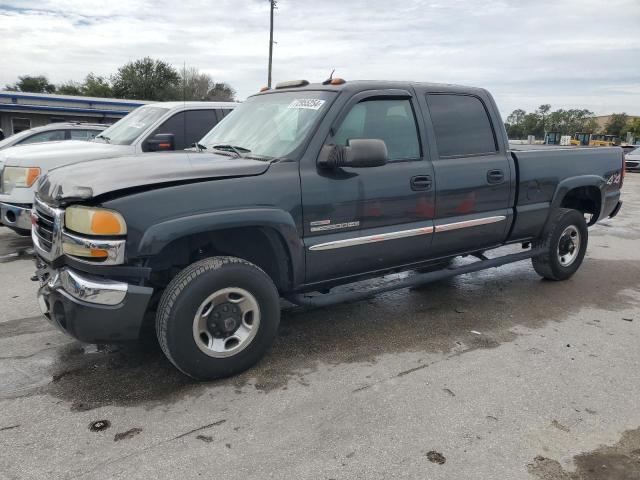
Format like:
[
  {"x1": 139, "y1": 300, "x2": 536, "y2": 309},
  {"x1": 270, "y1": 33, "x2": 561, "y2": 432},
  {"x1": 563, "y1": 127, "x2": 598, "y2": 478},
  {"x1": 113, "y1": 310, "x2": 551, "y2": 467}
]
[
  {"x1": 150, "y1": 101, "x2": 238, "y2": 110},
  {"x1": 254, "y1": 79, "x2": 487, "y2": 96}
]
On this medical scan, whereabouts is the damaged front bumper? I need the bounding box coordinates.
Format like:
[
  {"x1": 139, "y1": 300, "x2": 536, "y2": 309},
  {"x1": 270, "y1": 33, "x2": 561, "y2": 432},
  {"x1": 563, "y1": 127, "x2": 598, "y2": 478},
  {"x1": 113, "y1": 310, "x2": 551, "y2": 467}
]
[{"x1": 36, "y1": 260, "x2": 153, "y2": 343}]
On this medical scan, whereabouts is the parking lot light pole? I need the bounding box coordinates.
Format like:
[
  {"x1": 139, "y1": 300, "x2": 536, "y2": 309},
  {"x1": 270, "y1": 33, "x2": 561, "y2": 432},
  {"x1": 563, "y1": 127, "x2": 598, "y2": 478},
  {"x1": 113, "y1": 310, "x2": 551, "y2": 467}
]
[{"x1": 268, "y1": 0, "x2": 277, "y2": 88}]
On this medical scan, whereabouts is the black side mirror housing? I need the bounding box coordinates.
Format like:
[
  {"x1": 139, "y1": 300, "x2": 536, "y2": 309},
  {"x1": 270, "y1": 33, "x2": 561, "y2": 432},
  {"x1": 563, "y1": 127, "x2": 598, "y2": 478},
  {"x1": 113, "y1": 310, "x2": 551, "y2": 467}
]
[
  {"x1": 318, "y1": 139, "x2": 388, "y2": 169},
  {"x1": 145, "y1": 133, "x2": 175, "y2": 152}
]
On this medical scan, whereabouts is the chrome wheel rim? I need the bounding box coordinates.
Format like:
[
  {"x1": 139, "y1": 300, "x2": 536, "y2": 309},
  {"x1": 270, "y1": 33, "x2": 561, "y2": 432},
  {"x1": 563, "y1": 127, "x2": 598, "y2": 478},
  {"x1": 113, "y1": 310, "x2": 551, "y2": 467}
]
[
  {"x1": 192, "y1": 287, "x2": 260, "y2": 358},
  {"x1": 557, "y1": 225, "x2": 581, "y2": 267}
]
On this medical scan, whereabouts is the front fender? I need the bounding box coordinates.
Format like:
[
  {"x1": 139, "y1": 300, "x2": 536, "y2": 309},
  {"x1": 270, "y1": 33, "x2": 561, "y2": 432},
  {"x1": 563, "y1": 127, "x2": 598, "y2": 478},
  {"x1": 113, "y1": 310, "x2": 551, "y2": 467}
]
[{"x1": 136, "y1": 207, "x2": 304, "y2": 287}]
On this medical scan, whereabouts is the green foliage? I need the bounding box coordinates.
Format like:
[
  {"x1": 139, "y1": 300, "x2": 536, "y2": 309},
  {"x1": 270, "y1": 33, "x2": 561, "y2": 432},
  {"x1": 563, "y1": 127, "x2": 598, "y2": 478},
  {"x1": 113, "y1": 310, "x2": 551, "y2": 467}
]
[
  {"x1": 5, "y1": 75, "x2": 56, "y2": 93},
  {"x1": 56, "y1": 81, "x2": 83, "y2": 96},
  {"x1": 111, "y1": 57, "x2": 181, "y2": 101},
  {"x1": 82, "y1": 73, "x2": 113, "y2": 97},
  {"x1": 505, "y1": 105, "x2": 597, "y2": 139},
  {"x1": 6, "y1": 61, "x2": 236, "y2": 103},
  {"x1": 604, "y1": 113, "x2": 629, "y2": 137},
  {"x1": 623, "y1": 118, "x2": 640, "y2": 139},
  {"x1": 180, "y1": 68, "x2": 236, "y2": 102}
]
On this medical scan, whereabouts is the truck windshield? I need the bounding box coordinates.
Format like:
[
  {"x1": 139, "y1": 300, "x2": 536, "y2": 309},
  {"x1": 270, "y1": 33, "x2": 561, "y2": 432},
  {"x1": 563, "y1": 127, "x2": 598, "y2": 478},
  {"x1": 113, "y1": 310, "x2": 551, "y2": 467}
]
[
  {"x1": 94, "y1": 105, "x2": 168, "y2": 145},
  {"x1": 200, "y1": 91, "x2": 336, "y2": 159}
]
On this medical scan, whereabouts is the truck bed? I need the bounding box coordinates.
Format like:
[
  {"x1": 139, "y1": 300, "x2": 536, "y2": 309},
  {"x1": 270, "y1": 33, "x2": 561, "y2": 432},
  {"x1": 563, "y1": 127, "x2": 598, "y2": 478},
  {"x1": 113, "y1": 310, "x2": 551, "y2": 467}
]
[{"x1": 508, "y1": 146, "x2": 623, "y2": 240}]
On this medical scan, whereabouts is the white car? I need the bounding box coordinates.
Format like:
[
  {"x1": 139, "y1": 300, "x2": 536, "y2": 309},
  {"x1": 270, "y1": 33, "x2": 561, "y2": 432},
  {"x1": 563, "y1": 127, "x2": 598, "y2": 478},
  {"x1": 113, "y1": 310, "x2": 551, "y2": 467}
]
[
  {"x1": 0, "y1": 101, "x2": 236, "y2": 234},
  {"x1": 625, "y1": 146, "x2": 640, "y2": 172},
  {"x1": 0, "y1": 122, "x2": 107, "y2": 150}
]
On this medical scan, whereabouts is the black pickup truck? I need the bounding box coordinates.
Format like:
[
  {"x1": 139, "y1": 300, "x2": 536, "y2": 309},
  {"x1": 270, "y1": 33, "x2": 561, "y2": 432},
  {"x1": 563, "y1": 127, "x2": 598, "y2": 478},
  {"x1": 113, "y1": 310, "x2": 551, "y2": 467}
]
[{"x1": 32, "y1": 80, "x2": 624, "y2": 379}]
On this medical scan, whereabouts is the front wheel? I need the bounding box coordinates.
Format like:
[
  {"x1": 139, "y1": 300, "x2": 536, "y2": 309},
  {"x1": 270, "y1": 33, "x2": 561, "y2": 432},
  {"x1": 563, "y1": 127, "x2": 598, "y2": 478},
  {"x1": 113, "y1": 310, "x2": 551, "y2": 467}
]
[
  {"x1": 531, "y1": 208, "x2": 588, "y2": 281},
  {"x1": 156, "y1": 256, "x2": 280, "y2": 380}
]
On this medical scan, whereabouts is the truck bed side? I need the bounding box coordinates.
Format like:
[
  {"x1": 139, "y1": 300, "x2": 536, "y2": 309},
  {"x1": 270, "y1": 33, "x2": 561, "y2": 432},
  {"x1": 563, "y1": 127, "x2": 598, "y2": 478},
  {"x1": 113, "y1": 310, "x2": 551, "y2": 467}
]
[{"x1": 508, "y1": 146, "x2": 623, "y2": 241}]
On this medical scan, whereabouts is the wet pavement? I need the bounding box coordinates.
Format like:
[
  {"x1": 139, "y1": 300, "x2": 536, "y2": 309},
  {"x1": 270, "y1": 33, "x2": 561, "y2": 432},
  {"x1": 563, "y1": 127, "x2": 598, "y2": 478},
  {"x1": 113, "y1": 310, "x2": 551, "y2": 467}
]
[{"x1": 1, "y1": 175, "x2": 639, "y2": 479}]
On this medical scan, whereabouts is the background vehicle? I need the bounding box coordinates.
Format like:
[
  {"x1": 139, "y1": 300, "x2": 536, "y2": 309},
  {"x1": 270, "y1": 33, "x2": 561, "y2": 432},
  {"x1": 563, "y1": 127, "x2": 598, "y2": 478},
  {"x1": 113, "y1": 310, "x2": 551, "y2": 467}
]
[
  {"x1": 32, "y1": 80, "x2": 624, "y2": 380},
  {"x1": 0, "y1": 122, "x2": 107, "y2": 150},
  {"x1": 570, "y1": 132, "x2": 590, "y2": 146},
  {"x1": 0, "y1": 101, "x2": 236, "y2": 234},
  {"x1": 625, "y1": 146, "x2": 640, "y2": 172},
  {"x1": 589, "y1": 134, "x2": 620, "y2": 146}
]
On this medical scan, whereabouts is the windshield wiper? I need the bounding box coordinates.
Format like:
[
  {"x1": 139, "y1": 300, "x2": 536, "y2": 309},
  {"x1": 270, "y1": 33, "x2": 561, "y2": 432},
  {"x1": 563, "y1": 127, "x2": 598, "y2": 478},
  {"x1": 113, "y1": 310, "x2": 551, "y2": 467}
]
[
  {"x1": 95, "y1": 134, "x2": 111, "y2": 143},
  {"x1": 211, "y1": 144, "x2": 251, "y2": 158},
  {"x1": 190, "y1": 142, "x2": 207, "y2": 152}
]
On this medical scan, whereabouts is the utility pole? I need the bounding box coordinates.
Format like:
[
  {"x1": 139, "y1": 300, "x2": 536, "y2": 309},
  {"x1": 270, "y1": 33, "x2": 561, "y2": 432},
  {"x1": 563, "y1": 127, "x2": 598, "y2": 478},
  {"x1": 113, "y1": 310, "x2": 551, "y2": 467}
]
[{"x1": 267, "y1": 1, "x2": 277, "y2": 88}]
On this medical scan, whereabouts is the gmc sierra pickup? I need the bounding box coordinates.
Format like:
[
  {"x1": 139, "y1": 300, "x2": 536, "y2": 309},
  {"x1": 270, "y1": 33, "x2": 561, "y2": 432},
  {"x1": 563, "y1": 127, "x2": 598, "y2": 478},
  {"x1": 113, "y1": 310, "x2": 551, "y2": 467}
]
[{"x1": 31, "y1": 80, "x2": 624, "y2": 380}]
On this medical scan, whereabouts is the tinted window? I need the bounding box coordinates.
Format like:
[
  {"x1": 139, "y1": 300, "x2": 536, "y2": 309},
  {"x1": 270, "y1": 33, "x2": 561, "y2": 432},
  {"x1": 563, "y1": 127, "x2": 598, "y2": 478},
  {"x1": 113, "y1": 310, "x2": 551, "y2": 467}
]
[
  {"x1": 333, "y1": 99, "x2": 420, "y2": 161},
  {"x1": 427, "y1": 94, "x2": 497, "y2": 157},
  {"x1": 185, "y1": 110, "x2": 219, "y2": 145},
  {"x1": 146, "y1": 112, "x2": 186, "y2": 151},
  {"x1": 18, "y1": 129, "x2": 66, "y2": 144},
  {"x1": 70, "y1": 129, "x2": 101, "y2": 140}
]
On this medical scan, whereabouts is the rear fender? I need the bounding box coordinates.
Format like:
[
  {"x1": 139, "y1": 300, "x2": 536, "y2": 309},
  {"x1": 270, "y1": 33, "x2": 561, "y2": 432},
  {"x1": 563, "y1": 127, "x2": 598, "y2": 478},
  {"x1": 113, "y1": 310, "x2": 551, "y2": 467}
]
[{"x1": 544, "y1": 175, "x2": 605, "y2": 232}]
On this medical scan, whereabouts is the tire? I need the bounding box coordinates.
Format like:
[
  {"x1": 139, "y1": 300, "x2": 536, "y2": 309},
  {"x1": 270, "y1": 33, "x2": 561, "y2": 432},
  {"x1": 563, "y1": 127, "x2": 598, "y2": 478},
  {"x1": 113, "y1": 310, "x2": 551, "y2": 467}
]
[
  {"x1": 531, "y1": 208, "x2": 588, "y2": 281},
  {"x1": 156, "y1": 256, "x2": 280, "y2": 380}
]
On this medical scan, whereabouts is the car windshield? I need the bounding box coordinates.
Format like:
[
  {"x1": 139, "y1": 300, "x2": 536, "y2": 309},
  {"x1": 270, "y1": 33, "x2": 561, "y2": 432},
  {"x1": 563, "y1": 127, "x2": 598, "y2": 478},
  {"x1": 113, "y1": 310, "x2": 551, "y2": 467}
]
[
  {"x1": 94, "y1": 105, "x2": 168, "y2": 145},
  {"x1": 199, "y1": 91, "x2": 336, "y2": 159}
]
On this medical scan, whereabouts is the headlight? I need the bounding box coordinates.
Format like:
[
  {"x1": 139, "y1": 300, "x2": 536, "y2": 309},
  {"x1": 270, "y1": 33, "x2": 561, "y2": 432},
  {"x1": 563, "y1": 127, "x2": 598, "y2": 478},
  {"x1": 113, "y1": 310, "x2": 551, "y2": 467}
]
[
  {"x1": 65, "y1": 206, "x2": 127, "y2": 236},
  {"x1": 2, "y1": 166, "x2": 41, "y2": 193}
]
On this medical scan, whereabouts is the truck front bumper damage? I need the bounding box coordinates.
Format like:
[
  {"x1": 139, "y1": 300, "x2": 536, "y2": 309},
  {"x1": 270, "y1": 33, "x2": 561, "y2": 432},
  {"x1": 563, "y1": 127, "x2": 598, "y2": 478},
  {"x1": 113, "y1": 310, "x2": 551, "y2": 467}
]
[
  {"x1": 36, "y1": 262, "x2": 153, "y2": 343},
  {"x1": 0, "y1": 202, "x2": 32, "y2": 231}
]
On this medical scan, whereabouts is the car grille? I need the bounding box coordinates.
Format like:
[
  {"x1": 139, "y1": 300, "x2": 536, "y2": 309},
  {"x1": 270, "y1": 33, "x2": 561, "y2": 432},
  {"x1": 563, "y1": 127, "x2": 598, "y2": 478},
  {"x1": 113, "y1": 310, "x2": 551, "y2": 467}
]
[
  {"x1": 34, "y1": 204, "x2": 55, "y2": 252},
  {"x1": 627, "y1": 160, "x2": 639, "y2": 168}
]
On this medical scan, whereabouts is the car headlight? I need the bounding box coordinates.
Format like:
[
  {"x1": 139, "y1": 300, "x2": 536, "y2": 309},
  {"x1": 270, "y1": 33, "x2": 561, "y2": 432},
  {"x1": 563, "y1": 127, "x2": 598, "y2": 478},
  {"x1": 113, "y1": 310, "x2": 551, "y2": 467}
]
[
  {"x1": 2, "y1": 166, "x2": 41, "y2": 193},
  {"x1": 65, "y1": 206, "x2": 127, "y2": 236}
]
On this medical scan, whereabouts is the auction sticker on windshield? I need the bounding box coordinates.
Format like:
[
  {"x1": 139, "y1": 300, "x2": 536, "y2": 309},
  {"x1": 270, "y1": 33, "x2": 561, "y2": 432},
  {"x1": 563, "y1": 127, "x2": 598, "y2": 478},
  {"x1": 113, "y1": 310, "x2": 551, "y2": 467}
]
[{"x1": 287, "y1": 99, "x2": 325, "y2": 110}]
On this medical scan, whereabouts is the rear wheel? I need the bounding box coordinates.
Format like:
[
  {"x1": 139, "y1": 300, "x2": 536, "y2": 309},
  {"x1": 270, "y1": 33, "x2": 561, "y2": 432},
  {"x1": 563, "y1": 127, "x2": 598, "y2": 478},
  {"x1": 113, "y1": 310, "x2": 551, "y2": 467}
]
[
  {"x1": 532, "y1": 208, "x2": 588, "y2": 281},
  {"x1": 156, "y1": 256, "x2": 280, "y2": 380}
]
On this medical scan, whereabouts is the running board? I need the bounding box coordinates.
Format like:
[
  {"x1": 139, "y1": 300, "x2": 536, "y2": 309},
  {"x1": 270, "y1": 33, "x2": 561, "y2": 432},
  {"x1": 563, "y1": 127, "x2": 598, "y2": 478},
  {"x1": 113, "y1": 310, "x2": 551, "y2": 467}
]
[{"x1": 286, "y1": 248, "x2": 543, "y2": 308}]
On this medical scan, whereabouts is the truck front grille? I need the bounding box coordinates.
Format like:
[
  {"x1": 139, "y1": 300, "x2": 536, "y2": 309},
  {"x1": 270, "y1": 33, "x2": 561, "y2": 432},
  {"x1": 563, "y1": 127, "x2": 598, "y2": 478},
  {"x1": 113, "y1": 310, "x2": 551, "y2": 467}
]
[{"x1": 34, "y1": 204, "x2": 55, "y2": 252}]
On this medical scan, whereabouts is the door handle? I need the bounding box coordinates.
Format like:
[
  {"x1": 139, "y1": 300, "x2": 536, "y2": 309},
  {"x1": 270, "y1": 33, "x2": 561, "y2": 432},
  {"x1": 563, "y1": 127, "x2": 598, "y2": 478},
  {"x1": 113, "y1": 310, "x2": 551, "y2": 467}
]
[
  {"x1": 487, "y1": 169, "x2": 504, "y2": 184},
  {"x1": 410, "y1": 175, "x2": 432, "y2": 191}
]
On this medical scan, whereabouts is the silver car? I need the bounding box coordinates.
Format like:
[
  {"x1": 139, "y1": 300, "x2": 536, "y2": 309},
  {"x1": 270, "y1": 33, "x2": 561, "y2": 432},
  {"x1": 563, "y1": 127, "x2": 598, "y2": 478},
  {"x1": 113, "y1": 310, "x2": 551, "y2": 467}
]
[
  {"x1": 0, "y1": 122, "x2": 108, "y2": 150},
  {"x1": 625, "y1": 146, "x2": 640, "y2": 172}
]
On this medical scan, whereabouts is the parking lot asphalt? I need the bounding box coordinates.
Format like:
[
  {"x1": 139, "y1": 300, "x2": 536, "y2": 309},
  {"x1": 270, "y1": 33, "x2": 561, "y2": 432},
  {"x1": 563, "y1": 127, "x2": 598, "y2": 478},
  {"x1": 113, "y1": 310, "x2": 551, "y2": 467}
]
[{"x1": 1, "y1": 175, "x2": 639, "y2": 480}]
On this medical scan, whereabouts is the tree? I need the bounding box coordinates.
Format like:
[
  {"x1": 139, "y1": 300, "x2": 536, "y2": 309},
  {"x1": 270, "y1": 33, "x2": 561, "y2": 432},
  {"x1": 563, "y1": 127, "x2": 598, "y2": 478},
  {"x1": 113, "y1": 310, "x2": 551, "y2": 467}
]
[
  {"x1": 82, "y1": 73, "x2": 113, "y2": 98},
  {"x1": 207, "y1": 82, "x2": 236, "y2": 102},
  {"x1": 623, "y1": 118, "x2": 640, "y2": 139},
  {"x1": 537, "y1": 104, "x2": 551, "y2": 133},
  {"x1": 604, "y1": 113, "x2": 629, "y2": 137},
  {"x1": 56, "y1": 81, "x2": 83, "y2": 96},
  {"x1": 5, "y1": 75, "x2": 56, "y2": 93},
  {"x1": 180, "y1": 68, "x2": 237, "y2": 102},
  {"x1": 111, "y1": 57, "x2": 181, "y2": 101}
]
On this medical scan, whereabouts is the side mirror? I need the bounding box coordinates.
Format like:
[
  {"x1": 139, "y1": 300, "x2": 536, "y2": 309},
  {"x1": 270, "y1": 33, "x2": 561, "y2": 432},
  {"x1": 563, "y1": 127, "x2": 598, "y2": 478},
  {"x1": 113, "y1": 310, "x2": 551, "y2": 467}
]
[
  {"x1": 318, "y1": 138, "x2": 388, "y2": 169},
  {"x1": 145, "y1": 133, "x2": 175, "y2": 152}
]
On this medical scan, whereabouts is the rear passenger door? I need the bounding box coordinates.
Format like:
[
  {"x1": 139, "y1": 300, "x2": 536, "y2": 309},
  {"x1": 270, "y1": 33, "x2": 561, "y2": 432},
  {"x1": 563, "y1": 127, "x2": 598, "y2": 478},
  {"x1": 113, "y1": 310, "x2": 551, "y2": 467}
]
[
  {"x1": 422, "y1": 92, "x2": 512, "y2": 255},
  {"x1": 302, "y1": 90, "x2": 436, "y2": 283}
]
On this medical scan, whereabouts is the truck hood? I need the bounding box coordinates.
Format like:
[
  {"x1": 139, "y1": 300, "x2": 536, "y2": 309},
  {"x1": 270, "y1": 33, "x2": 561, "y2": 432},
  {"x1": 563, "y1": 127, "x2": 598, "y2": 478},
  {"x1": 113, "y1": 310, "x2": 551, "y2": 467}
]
[
  {"x1": 37, "y1": 151, "x2": 272, "y2": 206},
  {"x1": 0, "y1": 140, "x2": 131, "y2": 169}
]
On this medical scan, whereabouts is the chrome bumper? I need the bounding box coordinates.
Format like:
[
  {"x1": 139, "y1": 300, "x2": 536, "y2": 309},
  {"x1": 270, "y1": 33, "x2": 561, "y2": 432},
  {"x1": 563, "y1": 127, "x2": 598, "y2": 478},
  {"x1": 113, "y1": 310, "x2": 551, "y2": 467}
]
[
  {"x1": 0, "y1": 202, "x2": 32, "y2": 230},
  {"x1": 39, "y1": 267, "x2": 128, "y2": 306}
]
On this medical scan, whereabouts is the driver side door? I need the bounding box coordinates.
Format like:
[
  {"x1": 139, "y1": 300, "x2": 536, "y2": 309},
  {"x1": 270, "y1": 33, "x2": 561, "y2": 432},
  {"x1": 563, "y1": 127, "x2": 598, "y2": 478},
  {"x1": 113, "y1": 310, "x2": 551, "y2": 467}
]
[{"x1": 301, "y1": 90, "x2": 436, "y2": 284}]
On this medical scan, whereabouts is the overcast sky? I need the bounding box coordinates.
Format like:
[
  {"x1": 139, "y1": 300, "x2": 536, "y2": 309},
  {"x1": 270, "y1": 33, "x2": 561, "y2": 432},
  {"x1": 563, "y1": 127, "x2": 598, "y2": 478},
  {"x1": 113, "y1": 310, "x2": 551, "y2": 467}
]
[{"x1": 1, "y1": 0, "x2": 639, "y2": 117}]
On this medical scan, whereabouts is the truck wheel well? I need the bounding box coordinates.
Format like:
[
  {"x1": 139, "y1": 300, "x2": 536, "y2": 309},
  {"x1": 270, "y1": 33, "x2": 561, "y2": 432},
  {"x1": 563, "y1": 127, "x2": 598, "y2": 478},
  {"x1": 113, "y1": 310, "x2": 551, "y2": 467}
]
[
  {"x1": 560, "y1": 186, "x2": 601, "y2": 225},
  {"x1": 148, "y1": 227, "x2": 293, "y2": 293}
]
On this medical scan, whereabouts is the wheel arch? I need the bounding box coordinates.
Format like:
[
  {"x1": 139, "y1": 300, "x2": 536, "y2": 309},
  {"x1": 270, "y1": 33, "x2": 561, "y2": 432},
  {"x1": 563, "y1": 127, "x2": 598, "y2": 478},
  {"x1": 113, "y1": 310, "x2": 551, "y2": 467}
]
[
  {"x1": 547, "y1": 176, "x2": 605, "y2": 229},
  {"x1": 137, "y1": 208, "x2": 304, "y2": 291}
]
